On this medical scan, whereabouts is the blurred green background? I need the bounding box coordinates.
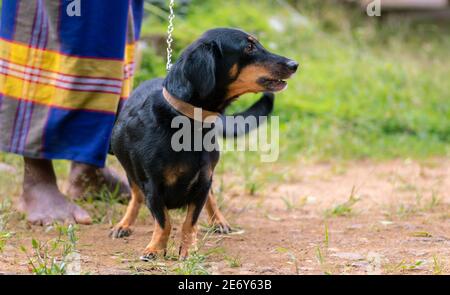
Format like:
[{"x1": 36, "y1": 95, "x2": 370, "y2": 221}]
[{"x1": 137, "y1": 0, "x2": 450, "y2": 164}]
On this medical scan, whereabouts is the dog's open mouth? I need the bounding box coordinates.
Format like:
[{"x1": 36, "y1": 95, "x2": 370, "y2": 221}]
[{"x1": 258, "y1": 77, "x2": 288, "y2": 92}]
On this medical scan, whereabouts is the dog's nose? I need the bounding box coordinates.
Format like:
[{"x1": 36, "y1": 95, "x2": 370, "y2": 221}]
[{"x1": 286, "y1": 60, "x2": 299, "y2": 72}]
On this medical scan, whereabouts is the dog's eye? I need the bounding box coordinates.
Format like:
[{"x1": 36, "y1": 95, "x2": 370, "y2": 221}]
[{"x1": 245, "y1": 42, "x2": 256, "y2": 54}]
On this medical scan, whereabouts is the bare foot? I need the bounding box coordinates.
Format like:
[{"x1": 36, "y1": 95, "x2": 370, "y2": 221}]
[
  {"x1": 19, "y1": 158, "x2": 92, "y2": 225},
  {"x1": 65, "y1": 162, "x2": 130, "y2": 201},
  {"x1": 19, "y1": 183, "x2": 92, "y2": 225}
]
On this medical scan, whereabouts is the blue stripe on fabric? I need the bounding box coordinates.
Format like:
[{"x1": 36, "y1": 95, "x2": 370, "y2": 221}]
[
  {"x1": 10, "y1": 99, "x2": 25, "y2": 153},
  {"x1": 11, "y1": 0, "x2": 45, "y2": 153},
  {"x1": 43, "y1": 108, "x2": 116, "y2": 167},
  {"x1": 0, "y1": 0, "x2": 19, "y2": 40},
  {"x1": 38, "y1": 0, "x2": 49, "y2": 49},
  {"x1": 31, "y1": 0, "x2": 44, "y2": 48},
  {"x1": 132, "y1": 0, "x2": 144, "y2": 41},
  {"x1": 58, "y1": 0, "x2": 130, "y2": 59},
  {"x1": 18, "y1": 100, "x2": 34, "y2": 153}
]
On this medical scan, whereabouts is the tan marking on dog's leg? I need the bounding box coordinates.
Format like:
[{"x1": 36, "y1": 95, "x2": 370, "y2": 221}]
[
  {"x1": 179, "y1": 204, "x2": 199, "y2": 259},
  {"x1": 110, "y1": 182, "x2": 144, "y2": 238},
  {"x1": 205, "y1": 191, "x2": 231, "y2": 234},
  {"x1": 142, "y1": 209, "x2": 171, "y2": 259}
]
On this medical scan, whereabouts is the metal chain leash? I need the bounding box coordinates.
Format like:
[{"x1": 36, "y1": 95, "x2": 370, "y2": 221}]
[{"x1": 166, "y1": 0, "x2": 175, "y2": 71}]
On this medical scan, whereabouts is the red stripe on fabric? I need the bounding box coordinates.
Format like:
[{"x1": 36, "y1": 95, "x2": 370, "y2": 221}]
[
  {"x1": 0, "y1": 62, "x2": 123, "y2": 89},
  {"x1": 0, "y1": 57, "x2": 123, "y2": 82},
  {"x1": 0, "y1": 70, "x2": 122, "y2": 96},
  {"x1": 1, "y1": 70, "x2": 122, "y2": 95}
]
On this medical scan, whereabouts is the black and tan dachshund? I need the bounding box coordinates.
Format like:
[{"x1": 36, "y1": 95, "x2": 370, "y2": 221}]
[{"x1": 110, "y1": 28, "x2": 298, "y2": 260}]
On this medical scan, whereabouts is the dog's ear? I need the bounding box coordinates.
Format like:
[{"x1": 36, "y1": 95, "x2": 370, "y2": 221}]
[{"x1": 183, "y1": 43, "x2": 217, "y2": 98}]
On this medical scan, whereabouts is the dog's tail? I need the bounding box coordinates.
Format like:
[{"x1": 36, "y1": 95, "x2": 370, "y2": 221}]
[{"x1": 218, "y1": 92, "x2": 275, "y2": 138}]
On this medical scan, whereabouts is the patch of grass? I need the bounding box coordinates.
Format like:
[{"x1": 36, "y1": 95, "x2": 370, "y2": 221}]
[
  {"x1": 393, "y1": 203, "x2": 418, "y2": 219},
  {"x1": 82, "y1": 185, "x2": 124, "y2": 225},
  {"x1": 384, "y1": 191, "x2": 443, "y2": 219},
  {"x1": 0, "y1": 231, "x2": 10, "y2": 253},
  {"x1": 325, "y1": 187, "x2": 360, "y2": 217},
  {"x1": 423, "y1": 191, "x2": 442, "y2": 211},
  {"x1": 0, "y1": 198, "x2": 12, "y2": 253},
  {"x1": 21, "y1": 224, "x2": 80, "y2": 275},
  {"x1": 170, "y1": 228, "x2": 223, "y2": 275},
  {"x1": 172, "y1": 253, "x2": 210, "y2": 275},
  {"x1": 225, "y1": 255, "x2": 242, "y2": 268}
]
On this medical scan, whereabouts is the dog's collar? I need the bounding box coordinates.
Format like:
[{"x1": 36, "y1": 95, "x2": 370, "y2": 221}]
[{"x1": 162, "y1": 88, "x2": 219, "y2": 124}]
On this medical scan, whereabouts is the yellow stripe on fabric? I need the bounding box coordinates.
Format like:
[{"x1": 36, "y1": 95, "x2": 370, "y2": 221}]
[
  {"x1": 125, "y1": 43, "x2": 136, "y2": 64},
  {"x1": 1, "y1": 73, "x2": 120, "y2": 112},
  {"x1": 0, "y1": 39, "x2": 124, "y2": 80},
  {"x1": 121, "y1": 77, "x2": 132, "y2": 98},
  {"x1": 121, "y1": 43, "x2": 137, "y2": 98}
]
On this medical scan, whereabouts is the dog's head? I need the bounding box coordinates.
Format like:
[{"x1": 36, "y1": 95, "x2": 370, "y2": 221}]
[{"x1": 165, "y1": 28, "x2": 298, "y2": 111}]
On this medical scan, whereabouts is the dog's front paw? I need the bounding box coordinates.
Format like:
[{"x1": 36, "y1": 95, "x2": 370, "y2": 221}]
[
  {"x1": 213, "y1": 223, "x2": 232, "y2": 234},
  {"x1": 140, "y1": 253, "x2": 157, "y2": 262},
  {"x1": 212, "y1": 221, "x2": 232, "y2": 235},
  {"x1": 110, "y1": 225, "x2": 132, "y2": 239},
  {"x1": 140, "y1": 248, "x2": 166, "y2": 262}
]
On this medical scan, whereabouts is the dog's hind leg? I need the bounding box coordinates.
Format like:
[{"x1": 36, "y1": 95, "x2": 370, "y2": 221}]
[
  {"x1": 110, "y1": 181, "x2": 144, "y2": 239},
  {"x1": 141, "y1": 208, "x2": 171, "y2": 261},
  {"x1": 205, "y1": 190, "x2": 232, "y2": 234},
  {"x1": 179, "y1": 203, "x2": 200, "y2": 260}
]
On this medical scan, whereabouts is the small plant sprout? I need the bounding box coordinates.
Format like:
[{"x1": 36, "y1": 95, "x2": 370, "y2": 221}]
[
  {"x1": 276, "y1": 247, "x2": 299, "y2": 275},
  {"x1": 21, "y1": 224, "x2": 80, "y2": 275},
  {"x1": 315, "y1": 246, "x2": 332, "y2": 275},
  {"x1": 324, "y1": 222, "x2": 329, "y2": 248},
  {"x1": 325, "y1": 186, "x2": 360, "y2": 217},
  {"x1": 281, "y1": 196, "x2": 307, "y2": 211},
  {"x1": 432, "y1": 255, "x2": 443, "y2": 275},
  {"x1": 225, "y1": 255, "x2": 242, "y2": 268}
]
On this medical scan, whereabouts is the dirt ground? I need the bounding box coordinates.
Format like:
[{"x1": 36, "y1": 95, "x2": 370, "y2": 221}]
[{"x1": 0, "y1": 159, "x2": 449, "y2": 275}]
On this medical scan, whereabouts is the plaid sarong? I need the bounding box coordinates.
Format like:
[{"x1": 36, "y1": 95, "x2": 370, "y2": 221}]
[{"x1": 0, "y1": 0, "x2": 143, "y2": 167}]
